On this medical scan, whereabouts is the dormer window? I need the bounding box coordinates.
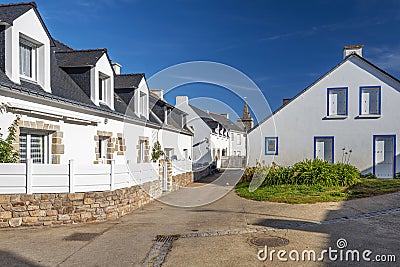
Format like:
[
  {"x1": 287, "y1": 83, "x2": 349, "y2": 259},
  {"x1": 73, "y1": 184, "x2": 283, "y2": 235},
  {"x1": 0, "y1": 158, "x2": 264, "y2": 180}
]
[
  {"x1": 19, "y1": 38, "x2": 38, "y2": 81},
  {"x1": 98, "y1": 72, "x2": 110, "y2": 104}
]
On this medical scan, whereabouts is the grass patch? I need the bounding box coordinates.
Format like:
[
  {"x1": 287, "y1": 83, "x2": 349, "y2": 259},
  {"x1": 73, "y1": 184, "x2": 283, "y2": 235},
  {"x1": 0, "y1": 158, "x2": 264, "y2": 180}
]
[{"x1": 235, "y1": 178, "x2": 400, "y2": 204}]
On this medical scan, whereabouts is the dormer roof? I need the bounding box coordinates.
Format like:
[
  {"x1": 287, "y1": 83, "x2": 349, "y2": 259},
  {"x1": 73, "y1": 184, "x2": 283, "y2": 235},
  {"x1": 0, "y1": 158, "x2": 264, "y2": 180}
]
[
  {"x1": 54, "y1": 49, "x2": 107, "y2": 68},
  {"x1": 0, "y1": 2, "x2": 55, "y2": 46},
  {"x1": 114, "y1": 73, "x2": 144, "y2": 89}
]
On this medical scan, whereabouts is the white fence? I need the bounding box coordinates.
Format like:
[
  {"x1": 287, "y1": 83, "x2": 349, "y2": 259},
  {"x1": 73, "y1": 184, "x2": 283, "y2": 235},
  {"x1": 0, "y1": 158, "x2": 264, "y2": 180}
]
[
  {"x1": 0, "y1": 160, "x2": 159, "y2": 194},
  {"x1": 171, "y1": 160, "x2": 192, "y2": 176}
]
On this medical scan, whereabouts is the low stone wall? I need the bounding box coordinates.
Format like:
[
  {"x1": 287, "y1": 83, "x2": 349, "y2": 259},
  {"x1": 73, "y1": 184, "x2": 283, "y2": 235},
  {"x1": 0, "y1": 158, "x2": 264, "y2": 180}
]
[
  {"x1": 0, "y1": 180, "x2": 162, "y2": 228},
  {"x1": 171, "y1": 172, "x2": 193, "y2": 191}
]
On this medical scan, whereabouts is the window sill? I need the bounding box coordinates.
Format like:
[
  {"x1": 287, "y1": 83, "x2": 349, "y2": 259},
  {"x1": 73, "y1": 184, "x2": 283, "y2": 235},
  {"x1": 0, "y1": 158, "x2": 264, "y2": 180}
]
[
  {"x1": 323, "y1": 115, "x2": 348, "y2": 120},
  {"x1": 355, "y1": 114, "x2": 381, "y2": 119},
  {"x1": 20, "y1": 76, "x2": 38, "y2": 84}
]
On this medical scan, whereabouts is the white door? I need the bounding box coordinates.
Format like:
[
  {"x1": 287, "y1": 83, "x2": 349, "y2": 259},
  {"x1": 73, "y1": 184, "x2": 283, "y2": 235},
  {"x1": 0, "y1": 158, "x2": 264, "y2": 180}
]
[{"x1": 374, "y1": 136, "x2": 395, "y2": 178}]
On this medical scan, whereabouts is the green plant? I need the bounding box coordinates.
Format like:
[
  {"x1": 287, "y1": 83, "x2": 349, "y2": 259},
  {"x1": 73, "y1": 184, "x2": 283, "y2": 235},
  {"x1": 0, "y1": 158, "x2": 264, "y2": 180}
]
[
  {"x1": 0, "y1": 117, "x2": 19, "y2": 163},
  {"x1": 151, "y1": 141, "x2": 164, "y2": 161}
]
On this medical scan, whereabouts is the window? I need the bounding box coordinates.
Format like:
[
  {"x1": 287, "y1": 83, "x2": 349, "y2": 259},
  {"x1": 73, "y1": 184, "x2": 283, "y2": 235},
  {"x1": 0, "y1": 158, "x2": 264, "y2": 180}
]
[
  {"x1": 231, "y1": 133, "x2": 234, "y2": 141},
  {"x1": 19, "y1": 40, "x2": 36, "y2": 80},
  {"x1": 237, "y1": 134, "x2": 241, "y2": 145},
  {"x1": 140, "y1": 92, "x2": 147, "y2": 117},
  {"x1": 139, "y1": 140, "x2": 146, "y2": 162},
  {"x1": 265, "y1": 137, "x2": 278, "y2": 155},
  {"x1": 98, "y1": 73, "x2": 109, "y2": 103},
  {"x1": 327, "y1": 88, "x2": 347, "y2": 116},
  {"x1": 183, "y1": 149, "x2": 188, "y2": 160},
  {"x1": 19, "y1": 133, "x2": 50, "y2": 164},
  {"x1": 164, "y1": 148, "x2": 174, "y2": 160},
  {"x1": 98, "y1": 137, "x2": 108, "y2": 163},
  {"x1": 314, "y1": 136, "x2": 334, "y2": 163},
  {"x1": 360, "y1": 86, "x2": 381, "y2": 115}
]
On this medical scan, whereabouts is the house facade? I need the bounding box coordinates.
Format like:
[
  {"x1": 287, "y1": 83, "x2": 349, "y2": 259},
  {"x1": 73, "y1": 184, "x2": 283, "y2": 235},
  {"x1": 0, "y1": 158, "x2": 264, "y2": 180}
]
[
  {"x1": 248, "y1": 46, "x2": 400, "y2": 178},
  {"x1": 175, "y1": 96, "x2": 246, "y2": 170},
  {"x1": 0, "y1": 3, "x2": 192, "y2": 170}
]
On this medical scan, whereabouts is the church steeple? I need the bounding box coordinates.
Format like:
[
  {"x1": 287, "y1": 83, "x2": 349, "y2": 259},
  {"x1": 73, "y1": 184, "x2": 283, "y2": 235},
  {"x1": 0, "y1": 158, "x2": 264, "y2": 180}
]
[{"x1": 238, "y1": 102, "x2": 254, "y2": 132}]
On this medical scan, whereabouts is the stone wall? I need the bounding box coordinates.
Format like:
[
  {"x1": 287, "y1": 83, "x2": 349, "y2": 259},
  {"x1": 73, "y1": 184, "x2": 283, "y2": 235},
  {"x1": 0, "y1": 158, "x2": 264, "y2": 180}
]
[
  {"x1": 0, "y1": 169, "x2": 193, "y2": 229},
  {"x1": 0, "y1": 180, "x2": 161, "y2": 228}
]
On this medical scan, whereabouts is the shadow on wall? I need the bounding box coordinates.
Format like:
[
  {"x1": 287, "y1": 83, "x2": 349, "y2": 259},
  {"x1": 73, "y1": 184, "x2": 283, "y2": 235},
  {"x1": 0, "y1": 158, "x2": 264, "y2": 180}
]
[
  {"x1": 361, "y1": 153, "x2": 400, "y2": 178},
  {"x1": 0, "y1": 250, "x2": 43, "y2": 267}
]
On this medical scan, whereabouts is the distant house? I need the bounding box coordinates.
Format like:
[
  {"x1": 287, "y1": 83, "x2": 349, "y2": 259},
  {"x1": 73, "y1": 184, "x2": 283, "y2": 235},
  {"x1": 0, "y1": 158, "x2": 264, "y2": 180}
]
[
  {"x1": 0, "y1": 2, "x2": 192, "y2": 167},
  {"x1": 175, "y1": 96, "x2": 246, "y2": 170},
  {"x1": 248, "y1": 45, "x2": 400, "y2": 178}
]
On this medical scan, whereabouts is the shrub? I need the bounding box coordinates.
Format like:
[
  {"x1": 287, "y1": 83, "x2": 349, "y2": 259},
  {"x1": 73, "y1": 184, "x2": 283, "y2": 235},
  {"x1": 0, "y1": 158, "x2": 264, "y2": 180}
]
[
  {"x1": 0, "y1": 117, "x2": 19, "y2": 163},
  {"x1": 241, "y1": 159, "x2": 360, "y2": 187}
]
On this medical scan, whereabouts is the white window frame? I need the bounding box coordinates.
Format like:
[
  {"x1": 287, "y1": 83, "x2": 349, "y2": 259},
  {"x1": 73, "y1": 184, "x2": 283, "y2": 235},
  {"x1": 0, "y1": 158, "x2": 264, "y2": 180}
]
[
  {"x1": 265, "y1": 137, "x2": 278, "y2": 155},
  {"x1": 140, "y1": 92, "x2": 147, "y2": 117},
  {"x1": 98, "y1": 72, "x2": 109, "y2": 104},
  {"x1": 19, "y1": 132, "x2": 50, "y2": 164},
  {"x1": 236, "y1": 134, "x2": 241, "y2": 145},
  {"x1": 19, "y1": 38, "x2": 37, "y2": 82},
  {"x1": 360, "y1": 86, "x2": 381, "y2": 116},
  {"x1": 139, "y1": 140, "x2": 146, "y2": 162},
  {"x1": 327, "y1": 87, "x2": 347, "y2": 116}
]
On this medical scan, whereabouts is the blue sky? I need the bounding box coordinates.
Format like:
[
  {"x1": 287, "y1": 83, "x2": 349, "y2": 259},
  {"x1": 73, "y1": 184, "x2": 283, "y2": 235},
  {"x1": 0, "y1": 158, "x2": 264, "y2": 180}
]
[{"x1": 25, "y1": 0, "x2": 400, "y2": 123}]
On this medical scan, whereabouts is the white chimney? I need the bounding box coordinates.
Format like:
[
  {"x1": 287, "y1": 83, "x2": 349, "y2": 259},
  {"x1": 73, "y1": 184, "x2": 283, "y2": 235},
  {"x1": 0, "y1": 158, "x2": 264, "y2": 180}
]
[
  {"x1": 343, "y1": 45, "x2": 363, "y2": 59},
  {"x1": 112, "y1": 62, "x2": 122, "y2": 75},
  {"x1": 176, "y1": 96, "x2": 189, "y2": 107},
  {"x1": 220, "y1": 113, "x2": 229, "y2": 119},
  {"x1": 151, "y1": 89, "x2": 164, "y2": 100}
]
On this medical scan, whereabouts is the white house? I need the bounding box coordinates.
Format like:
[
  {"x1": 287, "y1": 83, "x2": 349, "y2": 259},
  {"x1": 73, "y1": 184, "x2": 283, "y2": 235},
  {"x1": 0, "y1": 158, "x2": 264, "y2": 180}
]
[
  {"x1": 248, "y1": 45, "x2": 400, "y2": 178},
  {"x1": 175, "y1": 96, "x2": 246, "y2": 169},
  {"x1": 0, "y1": 2, "x2": 193, "y2": 169}
]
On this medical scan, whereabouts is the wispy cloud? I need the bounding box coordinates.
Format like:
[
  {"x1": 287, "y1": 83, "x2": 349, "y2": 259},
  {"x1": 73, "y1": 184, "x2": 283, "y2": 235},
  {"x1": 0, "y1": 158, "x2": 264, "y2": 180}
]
[{"x1": 368, "y1": 45, "x2": 400, "y2": 72}]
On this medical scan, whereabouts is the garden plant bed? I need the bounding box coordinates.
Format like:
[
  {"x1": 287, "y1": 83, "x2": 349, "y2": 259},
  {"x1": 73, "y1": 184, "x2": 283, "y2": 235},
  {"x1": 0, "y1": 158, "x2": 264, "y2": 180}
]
[{"x1": 236, "y1": 178, "x2": 400, "y2": 204}]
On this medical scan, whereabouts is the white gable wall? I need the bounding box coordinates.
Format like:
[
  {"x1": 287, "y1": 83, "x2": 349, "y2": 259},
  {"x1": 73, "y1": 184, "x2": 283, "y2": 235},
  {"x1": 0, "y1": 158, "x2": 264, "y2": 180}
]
[
  {"x1": 4, "y1": 9, "x2": 51, "y2": 92},
  {"x1": 92, "y1": 53, "x2": 114, "y2": 109},
  {"x1": 248, "y1": 57, "x2": 400, "y2": 175}
]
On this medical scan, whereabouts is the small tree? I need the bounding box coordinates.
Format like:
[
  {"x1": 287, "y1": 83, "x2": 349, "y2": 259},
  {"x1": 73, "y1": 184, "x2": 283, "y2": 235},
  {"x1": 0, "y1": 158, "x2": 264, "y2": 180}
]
[
  {"x1": 0, "y1": 117, "x2": 19, "y2": 163},
  {"x1": 151, "y1": 141, "x2": 164, "y2": 161}
]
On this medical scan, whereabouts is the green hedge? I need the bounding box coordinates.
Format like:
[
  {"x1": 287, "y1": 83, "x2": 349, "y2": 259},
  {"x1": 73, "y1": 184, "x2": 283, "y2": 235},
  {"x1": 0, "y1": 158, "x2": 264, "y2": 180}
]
[{"x1": 242, "y1": 159, "x2": 360, "y2": 187}]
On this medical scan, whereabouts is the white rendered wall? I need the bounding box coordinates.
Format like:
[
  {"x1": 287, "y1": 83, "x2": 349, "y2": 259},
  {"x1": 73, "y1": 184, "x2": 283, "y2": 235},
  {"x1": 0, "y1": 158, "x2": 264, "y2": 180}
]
[
  {"x1": 5, "y1": 9, "x2": 51, "y2": 92},
  {"x1": 248, "y1": 56, "x2": 400, "y2": 175}
]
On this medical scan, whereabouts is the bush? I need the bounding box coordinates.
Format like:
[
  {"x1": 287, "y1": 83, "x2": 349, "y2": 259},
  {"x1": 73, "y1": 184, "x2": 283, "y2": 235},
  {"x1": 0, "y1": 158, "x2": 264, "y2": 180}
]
[{"x1": 240, "y1": 159, "x2": 360, "y2": 187}]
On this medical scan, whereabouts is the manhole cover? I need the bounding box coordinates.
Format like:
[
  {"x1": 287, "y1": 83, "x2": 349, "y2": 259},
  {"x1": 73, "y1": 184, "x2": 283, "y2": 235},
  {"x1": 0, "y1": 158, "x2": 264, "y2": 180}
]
[
  {"x1": 250, "y1": 237, "x2": 289, "y2": 247},
  {"x1": 64, "y1": 232, "x2": 100, "y2": 241}
]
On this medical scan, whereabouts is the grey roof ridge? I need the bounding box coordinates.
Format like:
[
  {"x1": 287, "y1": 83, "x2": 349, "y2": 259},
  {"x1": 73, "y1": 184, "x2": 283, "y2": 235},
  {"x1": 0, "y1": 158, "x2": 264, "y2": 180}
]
[
  {"x1": 248, "y1": 54, "x2": 400, "y2": 133},
  {"x1": 54, "y1": 48, "x2": 107, "y2": 53}
]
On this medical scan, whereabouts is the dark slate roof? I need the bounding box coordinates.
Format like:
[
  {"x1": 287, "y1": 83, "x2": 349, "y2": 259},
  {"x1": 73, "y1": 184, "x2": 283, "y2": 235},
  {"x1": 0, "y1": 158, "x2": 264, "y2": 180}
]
[
  {"x1": 115, "y1": 88, "x2": 135, "y2": 106},
  {"x1": 54, "y1": 49, "x2": 107, "y2": 67},
  {"x1": 0, "y1": 2, "x2": 55, "y2": 46},
  {"x1": 52, "y1": 39, "x2": 73, "y2": 51},
  {"x1": 209, "y1": 112, "x2": 244, "y2": 132},
  {"x1": 50, "y1": 50, "x2": 94, "y2": 106},
  {"x1": 189, "y1": 104, "x2": 226, "y2": 131},
  {"x1": 114, "y1": 74, "x2": 143, "y2": 89}
]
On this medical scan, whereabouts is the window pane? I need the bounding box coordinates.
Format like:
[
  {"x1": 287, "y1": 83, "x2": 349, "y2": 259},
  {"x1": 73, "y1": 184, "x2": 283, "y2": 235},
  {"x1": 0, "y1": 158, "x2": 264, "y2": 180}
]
[
  {"x1": 99, "y1": 78, "x2": 103, "y2": 101},
  {"x1": 19, "y1": 43, "x2": 32, "y2": 77},
  {"x1": 30, "y1": 135, "x2": 44, "y2": 164},
  {"x1": 267, "y1": 139, "x2": 276, "y2": 152},
  {"x1": 19, "y1": 134, "x2": 27, "y2": 163}
]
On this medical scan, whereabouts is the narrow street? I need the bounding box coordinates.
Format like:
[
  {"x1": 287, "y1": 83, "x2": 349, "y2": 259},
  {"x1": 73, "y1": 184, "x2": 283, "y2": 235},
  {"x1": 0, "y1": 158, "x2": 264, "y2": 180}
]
[{"x1": 0, "y1": 170, "x2": 399, "y2": 266}]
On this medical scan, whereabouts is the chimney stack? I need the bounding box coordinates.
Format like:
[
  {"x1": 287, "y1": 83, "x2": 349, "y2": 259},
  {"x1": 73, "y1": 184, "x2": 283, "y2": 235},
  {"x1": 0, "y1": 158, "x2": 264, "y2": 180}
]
[
  {"x1": 176, "y1": 96, "x2": 189, "y2": 107},
  {"x1": 112, "y1": 62, "x2": 122, "y2": 75},
  {"x1": 151, "y1": 89, "x2": 164, "y2": 100},
  {"x1": 220, "y1": 113, "x2": 229, "y2": 119},
  {"x1": 283, "y1": 98, "x2": 291, "y2": 105},
  {"x1": 343, "y1": 45, "x2": 363, "y2": 59}
]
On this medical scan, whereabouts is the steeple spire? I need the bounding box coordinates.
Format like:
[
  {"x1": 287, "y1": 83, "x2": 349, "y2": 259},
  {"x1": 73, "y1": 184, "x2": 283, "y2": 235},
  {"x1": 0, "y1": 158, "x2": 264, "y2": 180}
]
[{"x1": 237, "y1": 102, "x2": 254, "y2": 132}]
